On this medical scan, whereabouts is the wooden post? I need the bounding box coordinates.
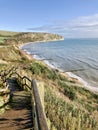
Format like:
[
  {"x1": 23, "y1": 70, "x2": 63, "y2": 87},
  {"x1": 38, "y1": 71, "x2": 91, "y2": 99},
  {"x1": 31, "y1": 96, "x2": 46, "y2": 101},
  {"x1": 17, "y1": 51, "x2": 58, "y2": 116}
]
[
  {"x1": 36, "y1": 81, "x2": 44, "y2": 109},
  {"x1": 23, "y1": 78, "x2": 26, "y2": 90},
  {"x1": 31, "y1": 90, "x2": 38, "y2": 130},
  {"x1": 31, "y1": 80, "x2": 49, "y2": 130}
]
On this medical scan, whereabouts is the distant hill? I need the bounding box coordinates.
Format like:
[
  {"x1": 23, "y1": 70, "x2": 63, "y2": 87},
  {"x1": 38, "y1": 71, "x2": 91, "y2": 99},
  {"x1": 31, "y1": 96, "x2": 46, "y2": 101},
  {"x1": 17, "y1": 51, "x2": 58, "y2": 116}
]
[
  {"x1": 3, "y1": 32, "x2": 64, "y2": 45},
  {"x1": 0, "y1": 30, "x2": 19, "y2": 37}
]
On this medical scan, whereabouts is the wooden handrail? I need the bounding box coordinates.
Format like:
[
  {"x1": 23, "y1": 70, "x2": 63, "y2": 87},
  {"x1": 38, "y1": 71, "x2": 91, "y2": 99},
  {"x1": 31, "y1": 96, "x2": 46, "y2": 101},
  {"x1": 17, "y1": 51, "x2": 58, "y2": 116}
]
[
  {"x1": 0, "y1": 67, "x2": 31, "y2": 91},
  {"x1": 6, "y1": 71, "x2": 31, "y2": 90},
  {"x1": 31, "y1": 80, "x2": 49, "y2": 130},
  {"x1": 22, "y1": 76, "x2": 31, "y2": 82}
]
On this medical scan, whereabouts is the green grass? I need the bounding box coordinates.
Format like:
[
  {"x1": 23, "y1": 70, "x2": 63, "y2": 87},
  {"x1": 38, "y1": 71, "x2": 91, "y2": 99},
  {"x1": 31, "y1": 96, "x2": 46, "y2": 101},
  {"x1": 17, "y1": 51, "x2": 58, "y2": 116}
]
[
  {"x1": 58, "y1": 81, "x2": 77, "y2": 100},
  {"x1": 45, "y1": 89, "x2": 98, "y2": 130},
  {"x1": 0, "y1": 36, "x2": 11, "y2": 45},
  {"x1": 29, "y1": 62, "x2": 58, "y2": 80},
  {"x1": 29, "y1": 62, "x2": 69, "y2": 82},
  {"x1": 0, "y1": 37, "x2": 5, "y2": 43},
  {"x1": 0, "y1": 30, "x2": 19, "y2": 45}
]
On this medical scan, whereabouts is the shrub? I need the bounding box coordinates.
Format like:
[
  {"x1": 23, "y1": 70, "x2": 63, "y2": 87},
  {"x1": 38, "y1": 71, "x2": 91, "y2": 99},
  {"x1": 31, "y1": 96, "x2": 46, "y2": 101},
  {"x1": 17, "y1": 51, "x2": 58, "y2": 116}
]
[{"x1": 29, "y1": 62, "x2": 58, "y2": 80}]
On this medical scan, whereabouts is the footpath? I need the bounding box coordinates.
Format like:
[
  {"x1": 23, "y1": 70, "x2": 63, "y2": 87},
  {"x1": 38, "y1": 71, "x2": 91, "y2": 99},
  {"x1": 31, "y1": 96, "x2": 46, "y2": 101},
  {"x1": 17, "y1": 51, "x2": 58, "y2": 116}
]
[{"x1": 0, "y1": 78, "x2": 33, "y2": 130}]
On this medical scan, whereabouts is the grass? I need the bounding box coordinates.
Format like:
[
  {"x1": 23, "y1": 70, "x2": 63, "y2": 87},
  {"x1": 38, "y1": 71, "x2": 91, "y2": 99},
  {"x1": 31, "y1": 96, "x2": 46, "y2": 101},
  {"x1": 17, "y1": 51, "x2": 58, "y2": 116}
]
[
  {"x1": 28, "y1": 60, "x2": 98, "y2": 129},
  {"x1": 45, "y1": 89, "x2": 98, "y2": 130},
  {"x1": 0, "y1": 36, "x2": 6, "y2": 44},
  {"x1": 0, "y1": 31, "x2": 98, "y2": 130},
  {"x1": 29, "y1": 62, "x2": 58, "y2": 80},
  {"x1": 58, "y1": 81, "x2": 77, "y2": 100},
  {"x1": 0, "y1": 30, "x2": 19, "y2": 45},
  {"x1": 0, "y1": 30, "x2": 19, "y2": 37},
  {"x1": 0, "y1": 36, "x2": 13, "y2": 45}
]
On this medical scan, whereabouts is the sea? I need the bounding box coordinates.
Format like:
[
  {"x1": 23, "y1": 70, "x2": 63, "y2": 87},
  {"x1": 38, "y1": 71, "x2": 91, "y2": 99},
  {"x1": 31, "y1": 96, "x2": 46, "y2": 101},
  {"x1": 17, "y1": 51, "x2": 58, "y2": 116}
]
[{"x1": 21, "y1": 38, "x2": 98, "y2": 92}]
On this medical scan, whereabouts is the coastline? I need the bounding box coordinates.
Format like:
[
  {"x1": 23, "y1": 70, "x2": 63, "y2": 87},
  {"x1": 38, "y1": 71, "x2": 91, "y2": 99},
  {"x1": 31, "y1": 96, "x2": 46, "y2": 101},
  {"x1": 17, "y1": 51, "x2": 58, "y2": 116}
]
[
  {"x1": 18, "y1": 41, "x2": 98, "y2": 93},
  {"x1": 19, "y1": 38, "x2": 64, "y2": 49}
]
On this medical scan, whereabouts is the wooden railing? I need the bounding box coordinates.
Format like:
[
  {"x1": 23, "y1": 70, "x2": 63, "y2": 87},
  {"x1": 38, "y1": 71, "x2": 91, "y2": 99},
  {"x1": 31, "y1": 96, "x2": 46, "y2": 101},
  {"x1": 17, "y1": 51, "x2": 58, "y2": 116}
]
[
  {"x1": 31, "y1": 80, "x2": 49, "y2": 130},
  {"x1": 0, "y1": 68, "x2": 49, "y2": 130},
  {"x1": 9, "y1": 72, "x2": 31, "y2": 90}
]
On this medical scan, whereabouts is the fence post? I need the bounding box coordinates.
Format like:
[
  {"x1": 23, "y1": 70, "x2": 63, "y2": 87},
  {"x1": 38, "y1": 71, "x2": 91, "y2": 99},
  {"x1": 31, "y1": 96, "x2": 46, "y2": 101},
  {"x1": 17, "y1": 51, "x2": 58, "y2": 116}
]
[
  {"x1": 31, "y1": 88, "x2": 38, "y2": 130},
  {"x1": 31, "y1": 80, "x2": 49, "y2": 130},
  {"x1": 36, "y1": 81, "x2": 44, "y2": 109}
]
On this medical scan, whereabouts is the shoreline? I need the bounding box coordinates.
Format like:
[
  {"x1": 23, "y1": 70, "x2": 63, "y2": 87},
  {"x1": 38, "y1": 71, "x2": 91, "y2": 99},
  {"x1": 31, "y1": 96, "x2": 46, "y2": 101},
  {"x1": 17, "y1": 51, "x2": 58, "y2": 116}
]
[
  {"x1": 18, "y1": 41, "x2": 98, "y2": 93},
  {"x1": 19, "y1": 38, "x2": 64, "y2": 49}
]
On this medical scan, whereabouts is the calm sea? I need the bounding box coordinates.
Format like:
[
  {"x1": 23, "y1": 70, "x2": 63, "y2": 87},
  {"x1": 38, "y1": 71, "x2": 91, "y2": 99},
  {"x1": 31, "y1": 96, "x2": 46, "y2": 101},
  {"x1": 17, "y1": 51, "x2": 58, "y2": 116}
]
[{"x1": 22, "y1": 39, "x2": 98, "y2": 91}]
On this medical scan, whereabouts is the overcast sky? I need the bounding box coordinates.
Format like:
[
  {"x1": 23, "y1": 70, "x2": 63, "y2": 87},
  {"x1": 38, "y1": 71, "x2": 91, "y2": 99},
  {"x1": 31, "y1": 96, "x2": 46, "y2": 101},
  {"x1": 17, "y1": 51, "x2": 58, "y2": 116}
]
[{"x1": 0, "y1": 0, "x2": 98, "y2": 38}]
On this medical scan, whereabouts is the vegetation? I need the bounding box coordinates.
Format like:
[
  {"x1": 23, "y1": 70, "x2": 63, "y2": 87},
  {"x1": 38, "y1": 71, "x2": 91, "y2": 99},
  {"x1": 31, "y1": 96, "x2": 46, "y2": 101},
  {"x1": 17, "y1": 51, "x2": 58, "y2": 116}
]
[
  {"x1": 45, "y1": 89, "x2": 98, "y2": 130},
  {"x1": 27, "y1": 61, "x2": 98, "y2": 129},
  {"x1": 0, "y1": 37, "x2": 5, "y2": 43},
  {"x1": 0, "y1": 30, "x2": 19, "y2": 37},
  {"x1": 0, "y1": 30, "x2": 98, "y2": 129},
  {"x1": 29, "y1": 62, "x2": 58, "y2": 80},
  {"x1": 0, "y1": 30, "x2": 18, "y2": 45}
]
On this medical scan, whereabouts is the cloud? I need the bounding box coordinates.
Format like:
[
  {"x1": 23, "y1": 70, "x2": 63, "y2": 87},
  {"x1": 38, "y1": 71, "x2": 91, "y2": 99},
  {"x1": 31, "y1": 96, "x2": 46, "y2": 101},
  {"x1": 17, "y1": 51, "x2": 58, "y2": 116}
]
[{"x1": 28, "y1": 14, "x2": 98, "y2": 38}]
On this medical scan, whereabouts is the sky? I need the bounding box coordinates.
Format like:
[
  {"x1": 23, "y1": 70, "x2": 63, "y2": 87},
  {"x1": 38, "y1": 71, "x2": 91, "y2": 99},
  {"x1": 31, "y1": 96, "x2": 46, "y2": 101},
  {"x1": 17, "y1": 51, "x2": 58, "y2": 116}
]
[{"x1": 0, "y1": 0, "x2": 98, "y2": 38}]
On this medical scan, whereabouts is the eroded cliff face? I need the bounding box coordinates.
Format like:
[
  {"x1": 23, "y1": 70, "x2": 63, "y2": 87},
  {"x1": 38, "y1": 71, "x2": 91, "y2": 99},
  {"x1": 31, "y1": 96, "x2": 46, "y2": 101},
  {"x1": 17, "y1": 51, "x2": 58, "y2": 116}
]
[{"x1": 4, "y1": 32, "x2": 64, "y2": 45}]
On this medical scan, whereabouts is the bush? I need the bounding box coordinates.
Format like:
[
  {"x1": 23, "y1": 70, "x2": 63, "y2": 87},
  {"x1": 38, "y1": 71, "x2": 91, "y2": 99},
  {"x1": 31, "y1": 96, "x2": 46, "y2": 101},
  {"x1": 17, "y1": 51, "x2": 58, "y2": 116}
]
[{"x1": 29, "y1": 62, "x2": 58, "y2": 80}]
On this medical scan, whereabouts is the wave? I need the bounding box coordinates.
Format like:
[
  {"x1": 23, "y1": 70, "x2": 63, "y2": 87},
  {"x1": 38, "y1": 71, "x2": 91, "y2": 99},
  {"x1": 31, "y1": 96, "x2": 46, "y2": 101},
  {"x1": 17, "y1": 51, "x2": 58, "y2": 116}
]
[
  {"x1": 44, "y1": 60, "x2": 58, "y2": 69},
  {"x1": 76, "y1": 59, "x2": 98, "y2": 70},
  {"x1": 55, "y1": 54, "x2": 65, "y2": 60},
  {"x1": 24, "y1": 50, "x2": 31, "y2": 55},
  {"x1": 33, "y1": 54, "x2": 44, "y2": 60}
]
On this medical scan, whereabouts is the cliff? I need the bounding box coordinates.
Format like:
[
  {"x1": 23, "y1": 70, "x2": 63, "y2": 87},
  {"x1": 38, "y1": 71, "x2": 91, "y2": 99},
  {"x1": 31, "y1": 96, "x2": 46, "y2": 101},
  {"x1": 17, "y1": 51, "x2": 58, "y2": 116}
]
[{"x1": 4, "y1": 32, "x2": 64, "y2": 45}]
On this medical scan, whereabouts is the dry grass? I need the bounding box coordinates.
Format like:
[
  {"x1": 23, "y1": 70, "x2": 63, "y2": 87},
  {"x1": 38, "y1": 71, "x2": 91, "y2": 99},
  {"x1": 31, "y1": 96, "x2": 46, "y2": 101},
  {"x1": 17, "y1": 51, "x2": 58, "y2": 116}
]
[{"x1": 0, "y1": 30, "x2": 19, "y2": 36}]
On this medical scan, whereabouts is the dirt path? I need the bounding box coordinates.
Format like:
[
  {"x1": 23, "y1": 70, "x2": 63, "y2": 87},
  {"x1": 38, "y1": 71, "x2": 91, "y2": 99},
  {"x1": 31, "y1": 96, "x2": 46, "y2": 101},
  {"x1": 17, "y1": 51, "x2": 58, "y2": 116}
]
[{"x1": 0, "y1": 78, "x2": 33, "y2": 130}]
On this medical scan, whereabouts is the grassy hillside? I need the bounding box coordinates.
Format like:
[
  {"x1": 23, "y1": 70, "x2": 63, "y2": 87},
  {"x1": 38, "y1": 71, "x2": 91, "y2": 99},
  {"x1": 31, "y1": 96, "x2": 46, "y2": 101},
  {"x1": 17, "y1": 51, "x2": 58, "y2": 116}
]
[
  {"x1": 0, "y1": 30, "x2": 64, "y2": 45},
  {"x1": 0, "y1": 30, "x2": 98, "y2": 130},
  {"x1": 29, "y1": 61, "x2": 98, "y2": 130},
  {"x1": 0, "y1": 30, "x2": 19, "y2": 36},
  {"x1": 0, "y1": 37, "x2": 5, "y2": 43},
  {"x1": 0, "y1": 30, "x2": 19, "y2": 45}
]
